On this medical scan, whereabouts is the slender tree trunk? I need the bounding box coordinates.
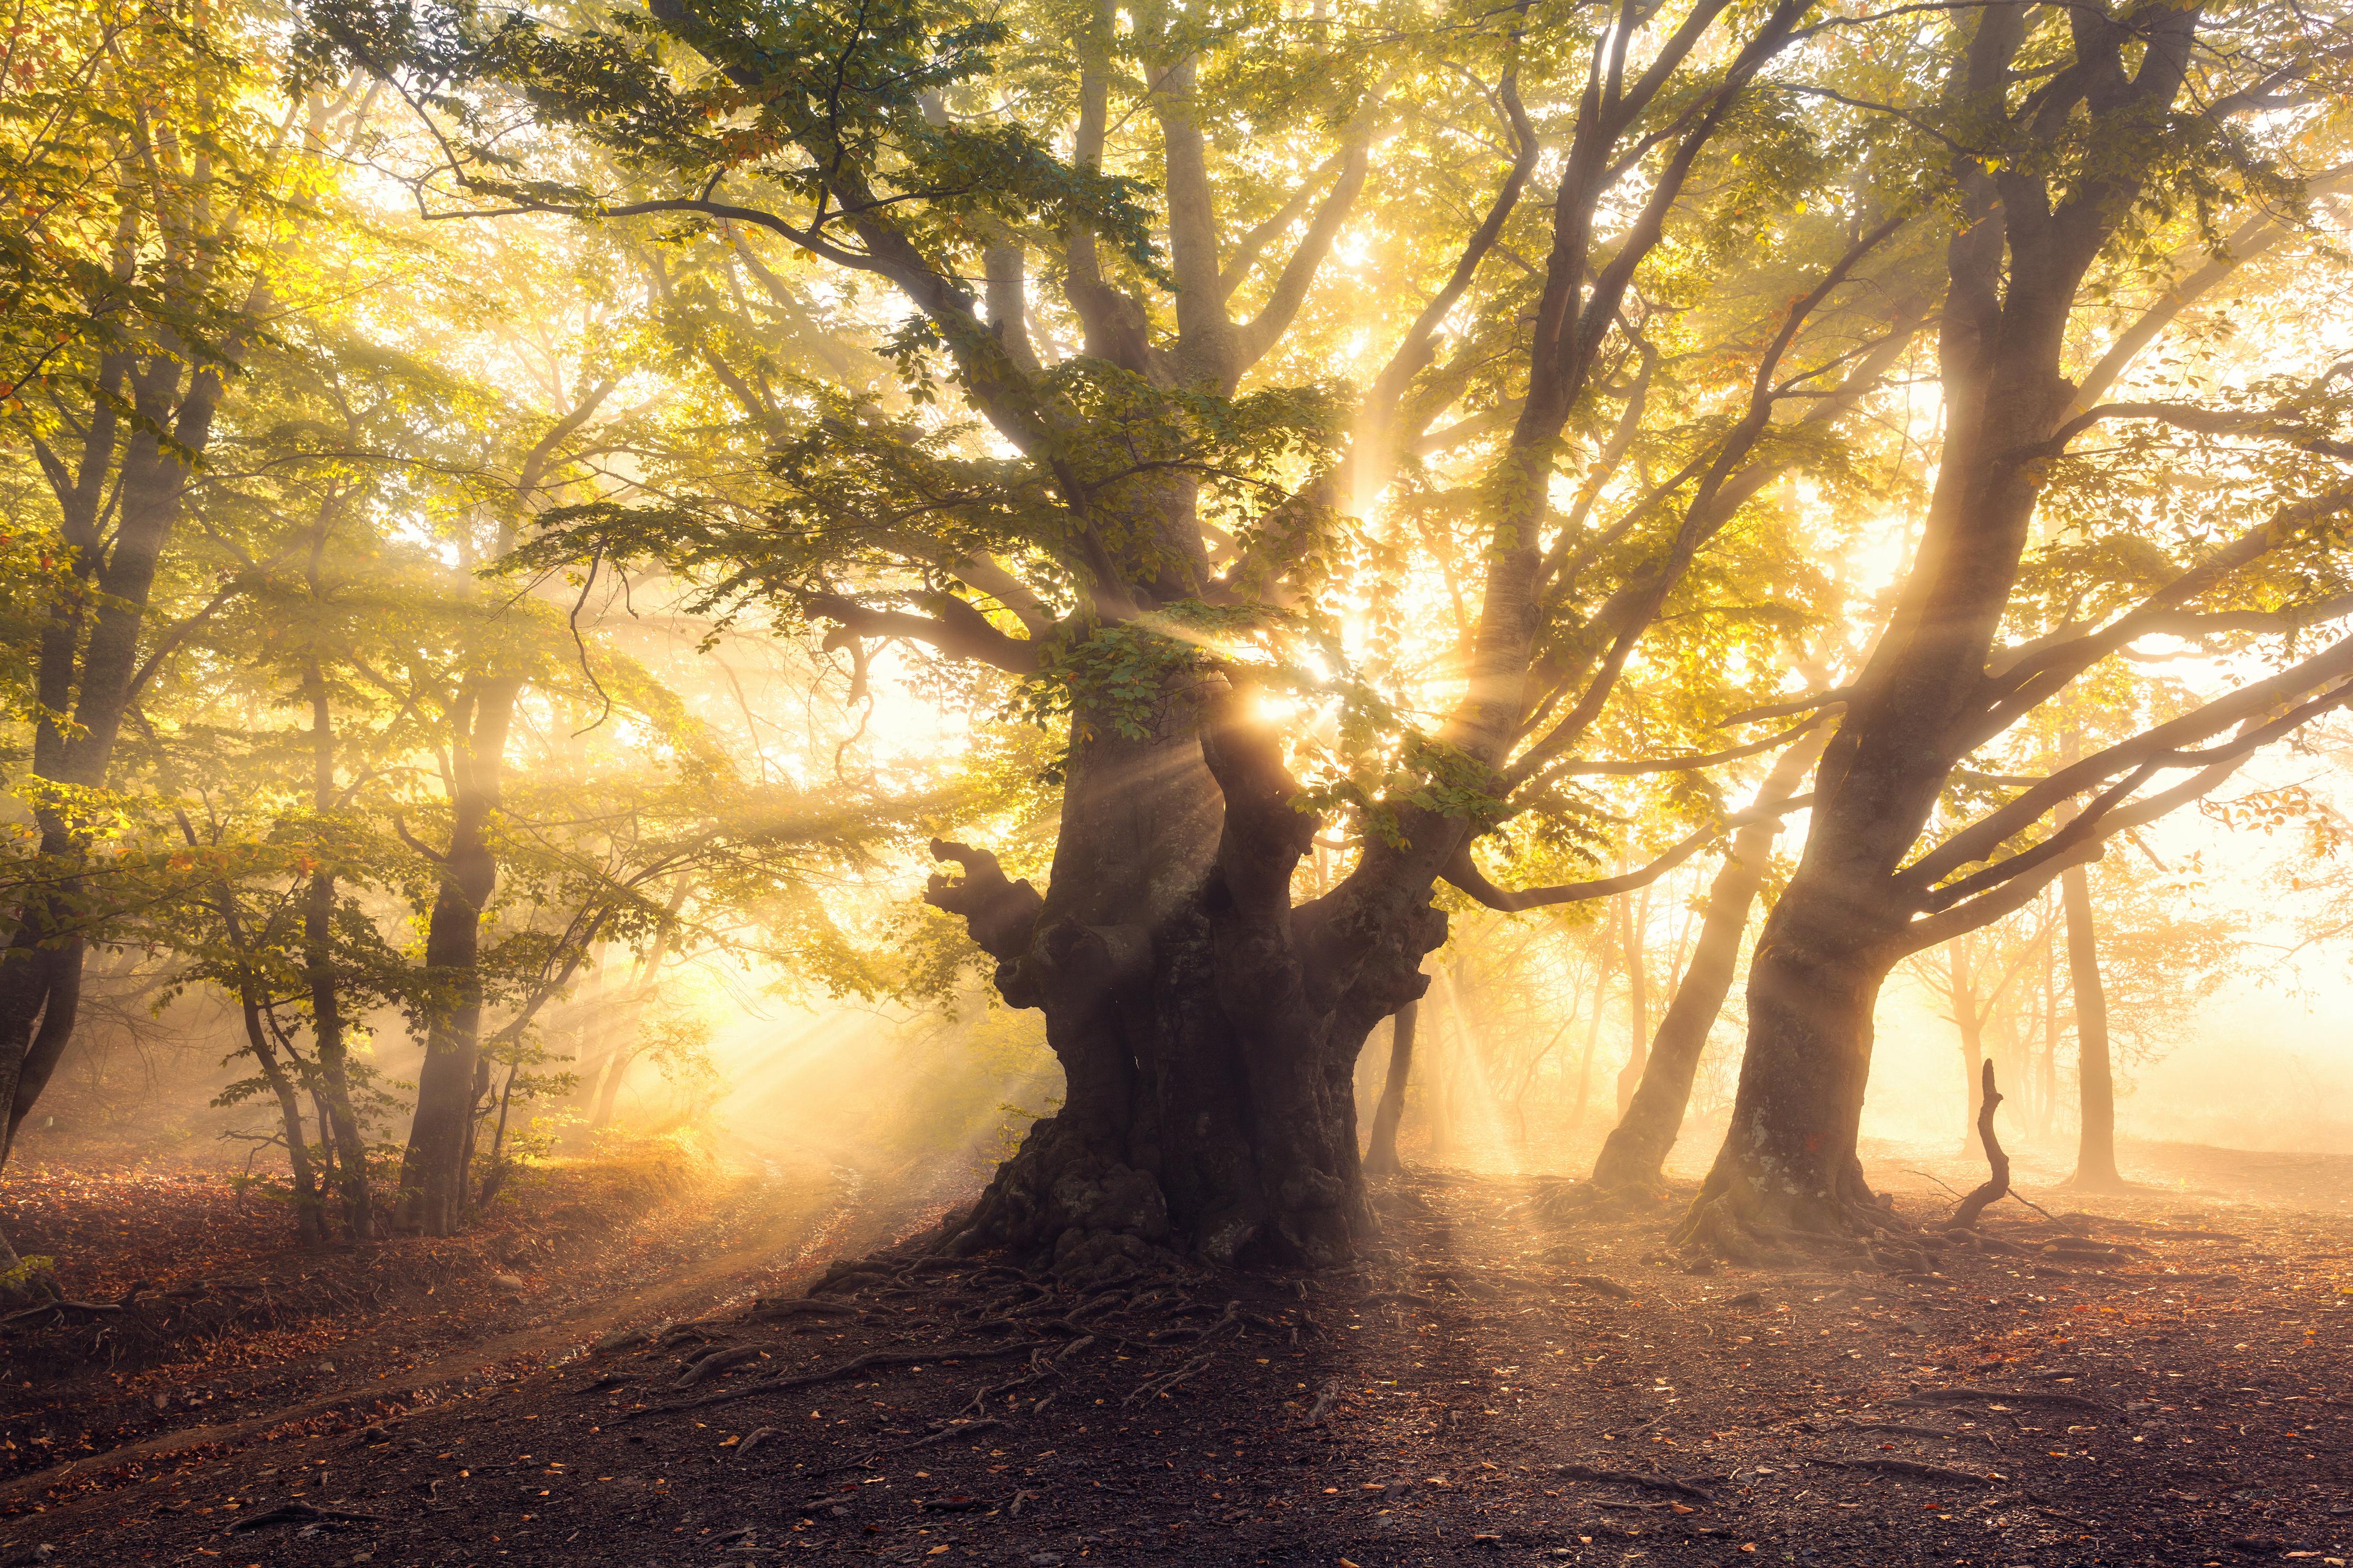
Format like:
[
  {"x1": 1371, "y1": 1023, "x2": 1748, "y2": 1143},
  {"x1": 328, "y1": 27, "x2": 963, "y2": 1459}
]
[
  {"x1": 1615, "y1": 888, "x2": 1651, "y2": 1118},
  {"x1": 1591, "y1": 726, "x2": 1826, "y2": 1189},
  {"x1": 1952, "y1": 942, "x2": 1986, "y2": 1154},
  {"x1": 394, "y1": 376, "x2": 611, "y2": 1233},
  {"x1": 1567, "y1": 941, "x2": 1616, "y2": 1131},
  {"x1": 590, "y1": 1046, "x2": 635, "y2": 1129},
  {"x1": 1426, "y1": 974, "x2": 1455, "y2": 1161},
  {"x1": 235, "y1": 983, "x2": 327, "y2": 1249},
  {"x1": 479, "y1": 1055, "x2": 521, "y2": 1208},
  {"x1": 2039, "y1": 925, "x2": 2059, "y2": 1139},
  {"x1": 396, "y1": 676, "x2": 522, "y2": 1236},
  {"x1": 2062, "y1": 861, "x2": 2124, "y2": 1190},
  {"x1": 1362, "y1": 998, "x2": 1417, "y2": 1175},
  {"x1": 302, "y1": 655, "x2": 372, "y2": 1240}
]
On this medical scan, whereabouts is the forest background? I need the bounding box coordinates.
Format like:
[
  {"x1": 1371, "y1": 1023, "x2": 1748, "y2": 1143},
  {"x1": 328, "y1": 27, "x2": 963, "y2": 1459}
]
[{"x1": 4, "y1": 0, "x2": 2353, "y2": 1275}]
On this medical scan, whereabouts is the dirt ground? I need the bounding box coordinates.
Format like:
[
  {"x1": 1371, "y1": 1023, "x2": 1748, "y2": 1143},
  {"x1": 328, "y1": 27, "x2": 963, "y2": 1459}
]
[{"x1": 0, "y1": 1140, "x2": 2347, "y2": 1568}]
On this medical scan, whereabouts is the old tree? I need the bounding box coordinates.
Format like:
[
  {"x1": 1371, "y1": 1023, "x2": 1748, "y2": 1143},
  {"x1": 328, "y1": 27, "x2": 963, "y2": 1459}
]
[{"x1": 303, "y1": 0, "x2": 2353, "y2": 1264}]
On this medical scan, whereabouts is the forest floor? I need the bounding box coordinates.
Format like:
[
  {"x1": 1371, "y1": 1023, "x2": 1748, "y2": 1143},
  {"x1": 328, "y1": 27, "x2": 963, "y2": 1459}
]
[{"x1": 0, "y1": 1138, "x2": 2346, "y2": 1568}]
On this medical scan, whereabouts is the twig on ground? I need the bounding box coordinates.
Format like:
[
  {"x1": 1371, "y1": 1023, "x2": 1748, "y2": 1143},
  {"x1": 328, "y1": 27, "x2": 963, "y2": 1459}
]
[
  {"x1": 228, "y1": 1502, "x2": 381, "y2": 1533},
  {"x1": 1124, "y1": 1352, "x2": 1214, "y2": 1408},
  {"x1": 1902, "y1": 1387, "x2": 2113, "y2": 1414}
]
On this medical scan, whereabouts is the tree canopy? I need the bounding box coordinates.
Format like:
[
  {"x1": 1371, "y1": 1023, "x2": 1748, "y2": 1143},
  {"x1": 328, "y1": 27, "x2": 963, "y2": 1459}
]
[{"x1": 0, "y1": 0, "x2": 2348, "y2": 1268}]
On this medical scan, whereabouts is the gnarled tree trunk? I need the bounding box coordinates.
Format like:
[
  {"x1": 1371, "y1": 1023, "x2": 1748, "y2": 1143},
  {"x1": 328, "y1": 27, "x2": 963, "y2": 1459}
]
[{"x1": 931, "y1": 697, "x2": 1440, "y2": 1274}]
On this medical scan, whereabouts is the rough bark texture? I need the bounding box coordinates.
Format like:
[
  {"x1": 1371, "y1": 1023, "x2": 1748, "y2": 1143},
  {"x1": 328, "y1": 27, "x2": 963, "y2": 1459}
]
[
  {"x1": 1676, "y1": 896, "x2": 1902, "y2": 1257},
  {"x1": 2062, "y1": 862, "x2": 2124, "y2": 1190},
  {"x1": 1591, "y1": 727, "x2": 1825, "y2": 1189},
  {"x1": 1362, "y1": 999, "x2": 1417, "y2": 1176},
  {"x1": 932, "y1": 694, "x2": 1442, "y2": 1276},
  {"x1": 395, "y1": 677, "x2": 522, "y2": 1236}
]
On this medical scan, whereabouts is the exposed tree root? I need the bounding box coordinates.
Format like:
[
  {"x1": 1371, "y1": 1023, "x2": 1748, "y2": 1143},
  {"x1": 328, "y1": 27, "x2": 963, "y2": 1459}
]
[
  {"x1": 226, "y1": 1502, "x2": 381, "y2": 1533},
  {"x1": 1835, "y1": 1420, "x2": 1998, "y2": 1448},
  {"x1": 1123, "y1": 1351, "x2": 1214, "y2": 1407},
  {"x1": 1815, "y1": 1456, "x2": 2001, "y2": 1486},
  {"x1": 1672, "y1": 1154, "x2": 1910, "y2": 1263},
  {"x1": 1551, "y1": 1464, "x2": 1715, "y2": 1502}
]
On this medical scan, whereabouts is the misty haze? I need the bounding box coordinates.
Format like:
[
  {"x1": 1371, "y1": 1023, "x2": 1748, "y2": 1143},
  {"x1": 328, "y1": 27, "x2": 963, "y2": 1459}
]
[{"x1": 1, "y1": 0, "x2": 2349, "y2": 1563}]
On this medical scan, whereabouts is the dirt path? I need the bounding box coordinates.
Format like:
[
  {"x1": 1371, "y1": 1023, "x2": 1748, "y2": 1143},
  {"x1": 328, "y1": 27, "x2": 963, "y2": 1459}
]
[
  {"x1": 0, "y1": 1118, "x2": 981, "y2": 1519},
  {"x1": 0, "y1": 1154, "x2": 866, "y2": 1510}
]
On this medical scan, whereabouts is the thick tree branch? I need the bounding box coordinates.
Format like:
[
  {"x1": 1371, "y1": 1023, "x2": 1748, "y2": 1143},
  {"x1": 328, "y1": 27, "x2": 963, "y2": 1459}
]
[
  {"x1": 924, "y1": 839, "x2": 1045, "y2": 971},
  {"x1": 1198, "y1": 675, "x2": 1319, "y2": 920},
  {"x1": 1502, "y1": 214, "x2": 1908, "y2": 788},
  {"x1": 1716, "y1": 684, "x2": 1855, "y2": 726},
  {"x1": 1519, "y1": 715, "x2": 1824, "y2": 787},
  {"x1": 1230, "y1": 117, "x2": 1377, "y2": 376},
  {"x1": 1063, "y1": 22, "x2": 1159, "y2": 379},
  {"x1": 1970, "y1": 487, "x2": 2353, "y2": 742},
  {"x1": 946, "y1": 553, "x2": 1057, "y2": 637},
  {"x1": 801, "y1": 592, "x2": 1040, "y2": 674},
  {"x1": 1913, "y1": 642, "x2": 2353, "y2": 887},
  {"x1": 1218, "y1": 149, "x2": 1348, "y2": 304},
  {"x1": 1352, "y1": 72, "x2": 1538, "y2": 505},
  {"x1": 982, "y1": 241, "x2": 1042, "y2": 376},
  {"x1": 1443, "y1": 793, "x2": 1815, "y2": 912},
  {"x1": 1896, "y1": 744, "x2": 2259, "y2": 955},
  {"x1": 2075, "y1": 163, "x2": 2353, "y2": 404}
]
